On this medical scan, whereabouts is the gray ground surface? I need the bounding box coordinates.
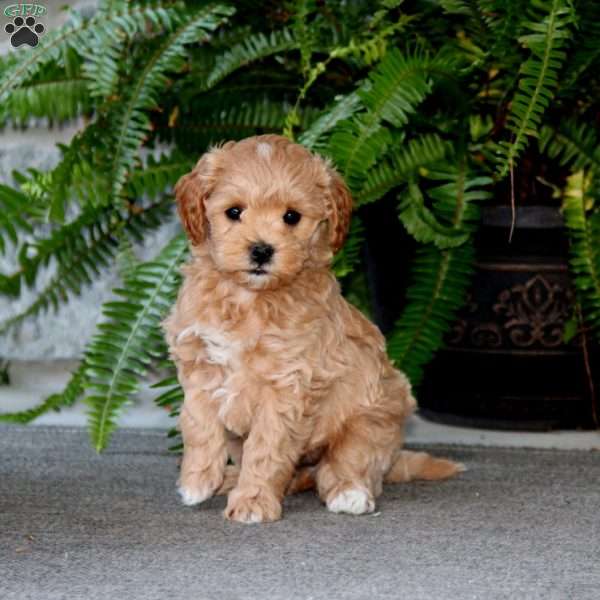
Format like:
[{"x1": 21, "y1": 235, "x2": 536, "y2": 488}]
[{"x1": 1, "y1": 427, "x2": 599, "y2": 600}]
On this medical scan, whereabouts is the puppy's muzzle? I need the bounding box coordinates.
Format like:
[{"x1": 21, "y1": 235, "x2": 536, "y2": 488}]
[{"x1": 249, "y1": 242, "x2": 274, "y2": 266}]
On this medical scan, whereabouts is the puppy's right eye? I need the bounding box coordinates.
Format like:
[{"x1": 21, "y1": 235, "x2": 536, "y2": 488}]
[{"x1": 225, "y1": 206, "x2": 243, "y2": 221}]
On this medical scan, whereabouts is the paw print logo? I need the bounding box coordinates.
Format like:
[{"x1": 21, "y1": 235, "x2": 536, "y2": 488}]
[{"x1": 5, "y1": 16, "x2": 45, "y2": 48}]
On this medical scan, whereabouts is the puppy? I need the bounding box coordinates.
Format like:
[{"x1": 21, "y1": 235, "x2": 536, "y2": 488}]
[{"x1": 163, "y1": 135, "x2": 463, "y2": 523}]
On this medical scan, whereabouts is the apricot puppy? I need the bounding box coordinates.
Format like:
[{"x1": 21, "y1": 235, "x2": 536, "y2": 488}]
[{"x1": 164, "y1": 135, "x2": 463, "y2": 523}]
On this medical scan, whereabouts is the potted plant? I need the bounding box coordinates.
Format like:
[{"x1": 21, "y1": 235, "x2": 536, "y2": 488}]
[{"x1": 0, "y1": 0, "x2": 598, "y2": 449}]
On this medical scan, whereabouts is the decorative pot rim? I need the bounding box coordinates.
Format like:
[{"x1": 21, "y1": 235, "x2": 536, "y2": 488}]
[{"x1": 482, "y1": 206, "x2": 564, "y2": 229}]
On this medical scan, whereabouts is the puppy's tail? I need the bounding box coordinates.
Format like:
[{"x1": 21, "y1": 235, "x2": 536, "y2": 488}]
[
  {"x1": 384, "y1": 450, "x2": 466, "y2": 483},
  {"x1": 286, "y1": 452, "x2": 465, "y2": 490}
]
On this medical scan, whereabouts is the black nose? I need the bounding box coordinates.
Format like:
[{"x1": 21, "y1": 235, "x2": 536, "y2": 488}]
[{"x1": 249, "y1": 242, "x2": 274, "y2": 265}]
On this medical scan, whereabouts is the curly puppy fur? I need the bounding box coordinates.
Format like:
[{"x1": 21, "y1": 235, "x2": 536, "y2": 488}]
[{"x1": 164, "y1": 135, "x2": 464, "y2": 523}]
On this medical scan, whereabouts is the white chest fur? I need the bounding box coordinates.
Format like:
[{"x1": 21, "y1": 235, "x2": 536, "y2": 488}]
[
  {"x1": 176, "y1": 322, "x2": 242, "y2": 367},
  {"x1": 176, "y1": 321, "x2": 253, "y2": 426}
]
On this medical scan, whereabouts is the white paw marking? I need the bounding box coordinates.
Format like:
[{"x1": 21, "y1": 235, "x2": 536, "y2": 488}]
[
  {"x1": 327, "y1": 488, "x2": 375, "y2": 515},
  {"x1": 178, "y1": 485, "x2": 213, "y2": 506},
  {"x1": 242, "y1": 512, "x2": 263, "y2": 524}
]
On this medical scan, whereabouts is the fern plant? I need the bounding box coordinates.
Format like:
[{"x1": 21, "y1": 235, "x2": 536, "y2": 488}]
[{"x1": 0, "y1": 0, "x2": 599, "y2": 448}]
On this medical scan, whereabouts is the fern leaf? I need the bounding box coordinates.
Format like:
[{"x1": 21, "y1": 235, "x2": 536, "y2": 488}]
[
  {"x1": 328, "y1": 49, "x2": 434, "y2": 191},
  {"x1": 0, "y1": 2, "x2": 181, "y2": 105},
  {"x1": 0, "y1": 185, "x2": 44, "y2": 257},
  {"x1": 169, "y1": 95, "x2": 319, "y2": 152},
  {"x1": 15, "y1": 124, "x2": 111, "y2": 222},
  {"x1": 356, "y1": 134, "x2": 452, "y2": 205},
  {"x1": 559, "y1": 2, "x2": 600, "y2": 94},
  {"x1": 84, "y1": 234, "x2": 188, "y2": 452},
  {"x1": 298, "y1": 92, "x2": 362, "y2": 150},
  {"x1": 539, "y1": 121, "x2": 600, "y2": 173},
  {"x1": 332, "y1": 216, "x2": 364, "y2": 278},
  {"x1": 0, "y1": 74, "x2": 90, "y2": 125},
  {"x1": 152, "y1": 372, "x2": 184, "y2": 452},
  {"x1": 126, "y1": 151, "x2": 194, "y2": 199},
  {"x1": 108, "y1": 4, "x2": 233, "y2": 203},
  {"x1": 206, "y1": 28, "x2": 296, "y2": 89},
  {"x1": 398, "y1": 183, "x2": 470, "y2": 249},
  {"x1": 329, "y1": 118, "x2": 393, "y2": 192},
  {"x1": 0, "y1": 366, "x2": 85, "y2": 424},
  {"x1": 387, "y1": 161, "x2": 492, "y2": 385},
  {"x1": 496, "y1": 0, "x2": 574, "y2": 179},
  {"x1": 562, "y1": 170, "x2": 600, "y2": 343},
  {"x1": 0, "y1": 200, "x2": 172, "y2": 333},
  {"x1": 387, "y1": 243, "x2": 475, "y2": 385}
]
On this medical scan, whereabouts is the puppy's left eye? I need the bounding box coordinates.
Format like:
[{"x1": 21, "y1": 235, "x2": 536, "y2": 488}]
[{"x1": 283, "y1": 210, "x2": 301, "y2": 226}]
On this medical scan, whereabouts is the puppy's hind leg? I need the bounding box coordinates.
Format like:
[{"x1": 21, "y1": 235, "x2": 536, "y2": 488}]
[
  {"x1": 215, "y1": 464, "x2": 316, "y2": 496},
  {"x1": 316, "y1": 413, "x2": 402, "y2": 516}
]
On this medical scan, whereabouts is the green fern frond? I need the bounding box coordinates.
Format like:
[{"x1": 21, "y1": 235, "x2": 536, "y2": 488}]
[
  {"x1": 84, "y1": 234, "x2": 188, "y2": 452},
  {"x1": 205, "y1": 28, "x2": 296, "y2": 89},
  {"x1": 152, "y1": 372, "x2": 184, "y2": 451},
  {"x1": 298, "y1": 92, "x2": 362, "y2": 150},
  {"x1": 356, "y1": 134, "x2": 452, "y2": 205},
  {"x1": 0, "y1": 365, "x2": 85, "y2": 424},
  {"x1": 479, "y1": 0, "x2": 527, "y2": 59},
  {"x1": 496, "y1": 0, "x2": 574, "y2": 179},
  {"x1": 398, "y1": 183, "x2": 470, "y2": 249},
  {"x1": 292, "y1": 0, "x2": 317, "y2": 76},
  {"x1": 559, "y1": 2, "x2": 600, "y2": 94},
  {"x1": 0, "y1": 200, "x2": 172, "y2": 333},
  {"x1": 0, "y1": 185, "x2": 44, "y2": 257},
  {"x1": 17, "y1": 125, "x2": 109, "y2": 222},
  {"x1": 108, "y1": 4, "x2": 233, "y2": 203},
  {"x1": 426, "y1": 168, "x2": 492, "y2": 232},
  {"x1": 329, "y1": 118, "x2": 392, "y2": 192},
  {"x1": 126, "y1": 151, "x2": 194, "y2": 199},
  {"x1": 170, "y1": 95, "x2": 319, "y2": 151},
  {"x1": 328, "y1": 48, "x2": 434, "y2": 191},
  {"x1": 81, "y1": 28, "x2": 126, "y2": 99},
  {"x1": 0, "y1": 75, "x2": 90, "y2": 125},
  {"x1": 538, "y1": 121, "x2": 600, "y2": 173},
  {"x1": 0, "y1": 2, "x2": 181, "y2": 105},
  {"x1": 387, "y1": 243, "x2": 475, "y2": 385},
  {"x1": 562, "y1": 170, "x2": 600, "y2": 343},
  {"x1": 332, "y1": 216, "x2": 364, "y2": 279},
  {"x1": 153, "y1": 374, "x2": 184, "y2": 411},
  {"x1": 359, "y1": 48, "x2": 433, "y2": 128},
  {"x1": 387, "y1": 161, "x2": 492, "y2": 385},
  {"x1": 13, "y1": 118, "x2": 131, "y2": 224},
  {"x1": 0, "y1": 204, "x2": 117, "y2": 298},
  {"x1": 115, "y1": 237, "x2": 140, "y2": 280}
]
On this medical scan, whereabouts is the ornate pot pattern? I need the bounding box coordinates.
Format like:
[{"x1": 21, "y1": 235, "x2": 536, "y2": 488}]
[{"x1": 419, "y1": 206, "x2": 599, "y2": 430}]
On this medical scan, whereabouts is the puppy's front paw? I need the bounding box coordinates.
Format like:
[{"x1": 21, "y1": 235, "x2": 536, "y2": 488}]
[
  {"x1": 178, "y1": 471, "x2": 223, "y2": 506},
  {"x1": 224, "y1": 487, "x2": 282, "y2": 523},
  {"x1": 327, "y1": 486, "x2": 375, "y2": 515}
]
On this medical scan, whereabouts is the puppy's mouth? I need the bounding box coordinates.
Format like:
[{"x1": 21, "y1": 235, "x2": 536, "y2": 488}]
[{"x1": 247, "y1": 268, "x2": 268, "y2": 276}]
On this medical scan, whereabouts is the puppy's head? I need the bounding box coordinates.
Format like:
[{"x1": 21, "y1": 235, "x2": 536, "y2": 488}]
[{"x1": 175, "y1": 135, "x2": 352, "y2": 289}]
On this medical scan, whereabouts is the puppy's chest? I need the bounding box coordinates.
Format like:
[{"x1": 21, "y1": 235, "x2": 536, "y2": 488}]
[{"x1": 178, "y1": 321, "x2": 253, "y2": 368}]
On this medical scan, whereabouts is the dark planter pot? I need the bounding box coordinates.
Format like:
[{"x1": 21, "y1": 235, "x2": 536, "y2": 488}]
[{"x1": 418, "y1": 205, "x2": 600, "y2": 431}]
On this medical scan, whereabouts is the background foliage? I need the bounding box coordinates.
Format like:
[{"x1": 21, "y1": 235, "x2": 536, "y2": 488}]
[{"x1": 1, "y1": 0, "x2": 599, "y2": 450}]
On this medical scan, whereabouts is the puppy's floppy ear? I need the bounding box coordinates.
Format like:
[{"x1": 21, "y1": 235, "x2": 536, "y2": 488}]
[
  {"x1": 325, "y1": 163, "x2": 353, "y2": 253},
  {"x1": 174, "y1": 143, "x2": 233, "y2": 245}
]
